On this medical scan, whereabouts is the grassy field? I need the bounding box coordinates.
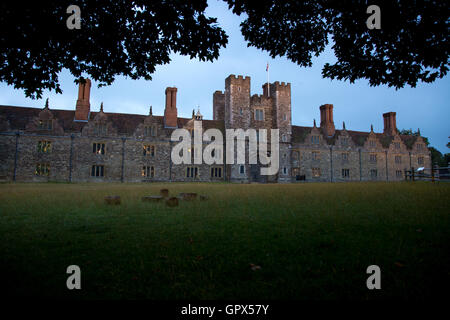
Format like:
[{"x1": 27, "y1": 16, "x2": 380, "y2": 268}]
[{"x1": 0, "y1": 182, "x2": 448, "y2": 300}]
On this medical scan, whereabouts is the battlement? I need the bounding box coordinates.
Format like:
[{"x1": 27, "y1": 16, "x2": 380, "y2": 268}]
[
  {"x1": 273, "y1": 81, "x2": 291, "y2": 89},
  {"x1": 214, "y1": 90, "x2": 224, "y2": 96},
  {"x1": 225, "y1": 74, "x2": 251, "y2": 88},
  {"x1": 251, "y1": 94, "x2": 272, "y2": 105}
]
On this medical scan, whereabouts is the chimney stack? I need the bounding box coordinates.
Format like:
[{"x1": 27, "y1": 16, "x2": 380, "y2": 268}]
[
  {"x1": 164, "y1": 87, "x2": 178, "y2": 128},
  {"x1": 383, "y1": 112, "x2": 397, "y2": 135},
  {"x1": 319, "y1": 104, "x2": 335, "y2": 137},
  {"x1": 74, "y1": 79, "x2": 91, "y2": 121}
]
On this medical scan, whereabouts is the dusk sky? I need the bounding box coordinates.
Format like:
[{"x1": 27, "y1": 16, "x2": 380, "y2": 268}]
[{"x1": 0, "y1": 0, "x2": 448, "y2": 153}]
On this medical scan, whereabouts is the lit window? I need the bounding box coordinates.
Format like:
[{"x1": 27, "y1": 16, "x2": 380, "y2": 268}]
[
  {"x1": 37, "y1": 141, "x2": 52, "y2": 153},
  {"x1": 142, "y1": 166, "x2": 155, "y2": 178},
  {"x1": 35, "y1": 163, "x2": 50, "y2": 176},
  {"x1": 143, "y1": 145, "x2": 155, "y2": 157},
  {"x1": 312, "y1": 168, "x2": 321, "y2": 177},
  {"x1": 93, "y1": 143, "x2": 105, "y2": 155}
]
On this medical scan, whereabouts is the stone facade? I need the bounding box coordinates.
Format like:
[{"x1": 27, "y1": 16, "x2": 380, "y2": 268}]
[{"x1": 0, "y1": 74, "x2": 431, "y2": 183}]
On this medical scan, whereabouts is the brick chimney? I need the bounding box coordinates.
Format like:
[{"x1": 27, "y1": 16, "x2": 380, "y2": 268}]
[
  {"x1": 383, "y1": 112, "x2": 397, "y2": 135},
  {"x1": 74, "y1": 79, "x2": 91, "y2": 121},
  {"x1": 320, "y1": 104, "x2": 335, "y2": 137},
  {"x1": 164, "y1": 87, "x2": 178, "y2": 128}
]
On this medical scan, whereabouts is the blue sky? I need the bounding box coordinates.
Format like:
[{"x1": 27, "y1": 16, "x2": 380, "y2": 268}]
[{"x1": 0, "y1": 0, "x2": 448, "y2": 153}]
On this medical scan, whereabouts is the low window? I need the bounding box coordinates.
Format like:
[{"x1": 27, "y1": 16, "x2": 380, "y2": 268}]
[
  {"x1": 35, "y1": 163, "x2": 50, "y2": 176},
  {"x1": 342, "y1": 169, "x2": 350, "y2": 178},
  {"x1": 370, "y1": 169, "x2": 378, "y2": 179},
  {"x1": 38, "y1": 119, "x2": 52, "y2": 130},
  {"x1": 312, "y1": 168, "x2": 321, "y2": 177},
  {"x1": 143, "y1": 145, "x2": 155, "y2": 157},
  {"x1": 93, "y1": 143, "x2": 106, "y2": 155},
  {"x1": 186, "y1": 167, "x2": 198, "y2": 178},
  {"x1": 396, "y1": 170, "x2": 402, "y2": 178},
  {"x1": 239, "y1": 165, "x2": 245, "y2": 174},
  {"x1": 210, "y1": 167, "x2": 222, "y2": 178},
  {"x1": 255, "y1": 109, "x2": 264, "y2": 121},
  {"x1": 370, "y1": 154, "x2": 377, "y2": 163},
  {"x1": 418, "y1": 157, "x2": 424, "y2": 165},
  {"x1": 395, "y1": 155, "x2": 401, "y2": 164},
  {"x1": 37, "y1": 141, "x2": 52, "y2": 153},
  {"x1": 283, "y1": 167, "x2": 288, "y2": 175},
  {"x1": 91, "y1": 165, "x2": 104, "y2": 177},
  {"x1": 142, "y1": 166, "x2": 155, "y2": 178}
]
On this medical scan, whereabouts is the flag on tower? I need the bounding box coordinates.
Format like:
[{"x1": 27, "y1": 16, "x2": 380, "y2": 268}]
[{"x1": 266, "y1": 63, "x2": 269, "y2": 72}]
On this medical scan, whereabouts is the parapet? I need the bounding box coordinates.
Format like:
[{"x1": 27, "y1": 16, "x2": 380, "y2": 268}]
[
  {"x1": 251, "y1": 94, "x2": 272, "y2": 105},
  {"x1": 225, "y1": 74, "x2": 251, "y2": 86}
]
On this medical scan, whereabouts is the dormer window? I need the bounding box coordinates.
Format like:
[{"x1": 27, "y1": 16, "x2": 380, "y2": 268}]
[
  {"x1": 369, "y1": 140, "x2": 376, "y2": 148},
  {"x1": 94, "y1": 123, "x2": 107, "y2": 135},
  {"x1": 38, "y1": 119, "x2": 52, "y2": 130},
  {"x1": 394, "y1": 142, "x2": 400, "y2": 149},
  {"x1": 417, "y1": 144, "x2": 423, "y2": 151},
  {"x1": 311, "y1": 135, "x2": 320, "y2": 144},
  {"x1": 144, "y1": 125, "x2": 157, "y2": 137},
  {"x1": 341, "y1": 137, "x2": 348, "y2": 145}
]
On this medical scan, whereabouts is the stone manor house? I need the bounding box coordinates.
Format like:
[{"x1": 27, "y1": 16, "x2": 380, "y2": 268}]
[{"x1": 0, "y1": 74, "x2": 431, "y2": 183}]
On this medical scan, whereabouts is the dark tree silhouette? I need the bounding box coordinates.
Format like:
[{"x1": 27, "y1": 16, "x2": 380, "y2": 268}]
[
  {"x1": 0, "y1": 1, "x2": 227, "y2": 98},
  {"x1": 226, "y1": 0, "x2": 449, "y2": 89},
  {"x1": 0, "y1": 1, "x2": 448, "y2": 98}
]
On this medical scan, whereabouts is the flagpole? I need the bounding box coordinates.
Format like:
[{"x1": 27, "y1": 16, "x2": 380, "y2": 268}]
[{"x1": 267, "y1": 62, "x2": 270, "y2": 97}]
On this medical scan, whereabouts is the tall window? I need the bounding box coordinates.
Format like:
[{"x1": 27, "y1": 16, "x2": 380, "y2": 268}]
[
  {"x1": 186, "y1": 167, "x2": 198, "y2": 178},
  {"x1": 143, "y1": 145, "x2": 155, "y2": 156},
  {"x1": 35, "y1": 163, "x2": 50, "y2": 176},
  {"x1": 93, "y1": 143, "x2": 106, "y2": 155},
  {"x1": 91, "y1": 165, "x2": 105, "y2": 177},
  {"x1": 312, "y1": 168, "x2": 321, "y2": 177},
  {"x1": 94, "y1": 123, "x2": 107, "y2": 135},
  {"x1": 38, "y1": 119, "x2": 52, "y2": 130},
  {"x1": 210, "y1": 167, "x2": 222, "y2": 178},
  {"x1": 142, "y1": 166, "x2": 155, "y2": 178},
  {"x1": 37, "y1": 141, "x2": 52, "y2": 153},
  {"x1": 311, "y1": 135, "x2": 320, "y2": 144},
  {"x1": 283, "y1": 167, "x2": 288, "y2": 175},
  {"x1": 239, "y1": 165, "x2": 245, "y2": 174},
  {"x1": 370, "y1": 154, "x2": 377, "y2": 163},
  {"x1": 370, "y1": 169, "x2": 378, "y2": 179},
  {"x1": 255, "y1": 109, "x2": 264, "y2": 121},
  {"x1": 342, "y1": 169, "x2": 350, "y2": 178},
  {"x1": 395, "y1": 155, "x2": 401, "y2": 164}
]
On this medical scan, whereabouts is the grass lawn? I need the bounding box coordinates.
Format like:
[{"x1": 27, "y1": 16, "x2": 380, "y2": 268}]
[{"x1": 0, "y1": 182, "x2": 448, "y2": 300}]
